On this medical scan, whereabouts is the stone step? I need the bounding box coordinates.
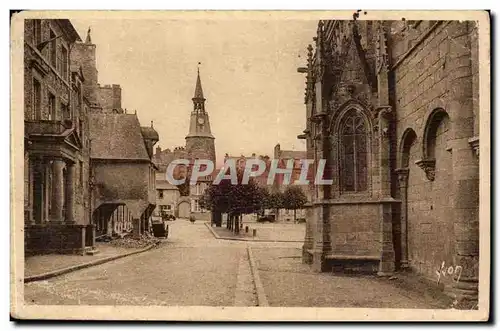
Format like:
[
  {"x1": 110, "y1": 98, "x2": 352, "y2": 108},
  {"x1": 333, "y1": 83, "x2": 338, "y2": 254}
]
[{"x1": 84, "y1": 247, "x2": 100, "y2": 256}]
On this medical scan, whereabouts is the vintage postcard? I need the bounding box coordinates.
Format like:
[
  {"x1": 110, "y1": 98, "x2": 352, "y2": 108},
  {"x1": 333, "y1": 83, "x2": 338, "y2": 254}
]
[{"x1": 10, "y1": 10, "x2": 490, "y2": 321}]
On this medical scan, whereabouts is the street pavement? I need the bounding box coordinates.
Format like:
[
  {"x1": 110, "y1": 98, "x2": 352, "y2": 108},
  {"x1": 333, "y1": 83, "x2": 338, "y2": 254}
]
[
  {"x1": 25, "y1": 221, "x2": 251, "y2": 306},
  {"x1": 24, "y1": 220, "x2": 449, "y2": 308}
]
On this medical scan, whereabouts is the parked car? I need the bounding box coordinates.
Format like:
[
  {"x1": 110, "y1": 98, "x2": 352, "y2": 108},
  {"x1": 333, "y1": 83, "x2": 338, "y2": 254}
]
[
  {"x1": 257, "y1": 215, "x2": 275, "y2": 223},
  {"x1": 159, "y1": 210, "x2": 176, "y2": 221},
  {"x1": 163, "y1": 214, "x2": 176, "y2": 221}
]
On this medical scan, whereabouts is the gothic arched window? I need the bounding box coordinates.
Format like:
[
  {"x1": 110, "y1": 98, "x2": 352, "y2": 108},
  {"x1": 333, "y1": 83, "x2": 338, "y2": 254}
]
[{"x1": 340, "y1": 110, "x2": 368, "y2": 192}]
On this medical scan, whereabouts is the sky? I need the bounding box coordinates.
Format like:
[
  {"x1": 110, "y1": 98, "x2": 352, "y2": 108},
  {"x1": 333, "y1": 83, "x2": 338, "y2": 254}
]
[{"x1": 71, "y1": 18, "x2": 317, "y2": 166}]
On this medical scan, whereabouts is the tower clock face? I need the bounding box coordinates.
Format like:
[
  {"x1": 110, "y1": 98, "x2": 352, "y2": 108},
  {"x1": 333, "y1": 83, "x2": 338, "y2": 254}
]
[{"x1": 198, "y1": 117, "x2": 205, "y2": 125}]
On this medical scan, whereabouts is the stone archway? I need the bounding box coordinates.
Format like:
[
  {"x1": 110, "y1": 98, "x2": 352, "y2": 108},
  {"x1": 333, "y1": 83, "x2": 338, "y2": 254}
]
[
  {"x1": 177, "y1": 199, "x2": 191, "y2": 219},
  {"x1": 92, "y1": 203, "x2": 120, "y2": 237},
  {"x1": 395, "y1": 128, "x2": 417, "y2": 269},
  {"x1": 406, "y1": 108, "x2": 454, "y2": 281}
]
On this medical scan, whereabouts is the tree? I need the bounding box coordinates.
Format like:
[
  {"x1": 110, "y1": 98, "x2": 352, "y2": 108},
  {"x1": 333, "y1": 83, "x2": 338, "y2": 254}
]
[
  {"x1": 283, "y1": 186, "x2": 308, "y2": 221},
  {"x1": 200, "y1": 169, "x2": 264, "y2": 233},
  {"x1": 177, "y1": 180, "x2": 190, "y2": 196},
  {"x1": 167, "y1": 162, "x2": 191, "y2": 196},
  {"x1": 266, "y1": 190, "x2": 284, "y2": 221}
]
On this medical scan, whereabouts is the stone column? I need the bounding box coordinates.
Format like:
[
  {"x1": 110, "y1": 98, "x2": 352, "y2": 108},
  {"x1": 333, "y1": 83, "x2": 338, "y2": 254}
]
[
  {"x1": 43, "y1": 159, "x2": 51, "y2": 222},
  {"x1": 312, "y1": 112, "x2": 332, "y2": 272},
  {"x1": 27, "y1": 156, "x2": 35, "y2": 224},
  {"x1": 50, "y1": 159, "x2": 66, "y2": 223},
  {"x1": 377, "y1": 107, "x2": 395, "y2": 275},
  {"x1": 447, "y1": 22, "x2": 479, "y2": 309},
  {"x1": 91, "y1": 225, "x2": 96, "y2": 248},
  {"x1": 395, "y1": 167, "x2": 409, "y2": 269},
  {"x1": 80, "y1": 226, "x2": 86, "y2": 255},
  {"x1": 132, "y1": 218, "x2": 141, "y2": 238},
  {"x1": 302, "y1": 205, "x2": 314, "y2": 264},
  {"x1": 65, "y1": 162, "x2": 75, "y2": 223}
]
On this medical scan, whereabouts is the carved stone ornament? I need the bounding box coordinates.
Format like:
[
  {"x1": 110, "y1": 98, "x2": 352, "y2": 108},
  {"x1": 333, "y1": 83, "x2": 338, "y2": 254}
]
[
  {"x1": 468, "y1": 136, "x2": 479, "y2": 157},
  {"x1": 375, "y1": 24, "x2": 390, "y2": 73},
  {"x1": 372, "y1": 105, "x2": 393, "y2": 120},
  {"x1": 30, "y1": 58, "x2": 50, "y2": 77},
  {"x1": 415, "y1": 158, "x2": 436, "y2": 181},
  {"x1": 395, "y1": 167, "x2": 409, "y2": 185},
  {"x1": 311, "y1": 111, "x2": 327, "y2": 124},
  {"x1": 328, "y1": 98, "x2": 339, "y2": 113}
]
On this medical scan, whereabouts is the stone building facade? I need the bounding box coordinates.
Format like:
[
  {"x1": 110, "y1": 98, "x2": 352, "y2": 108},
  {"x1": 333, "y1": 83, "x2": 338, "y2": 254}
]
[
  {"x1": 272, "y1": 143, "x2": 308, "y2": 192},
  {"x1": 299, "y1": 20, "x2": 480, "y2": 307},
  {"x1": 24, "y1": 19, "x2": 95, "y2": 254},
  {"x1": 24, "y1": 20, "x2": 160, "y2": 253},
  {"x1": 154, "y1": 173, "x2": 180, "y2": 218},
  {"x1": 223, "y1": 153, "x2": 272, "y2": 188},
  {"x1": 73, "y1": 28, "x2": 159, "y2": 239},
  {"x1": 97, "y1": 84, "x2": 123, "y2": 113},
  {"x1": 89, "y1": 113, "x2": 158, "y2": 238}
]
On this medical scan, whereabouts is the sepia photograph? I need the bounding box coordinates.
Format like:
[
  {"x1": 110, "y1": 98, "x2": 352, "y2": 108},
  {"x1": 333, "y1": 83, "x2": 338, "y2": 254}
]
[{"x1": 10, "y1": 10, "x2": 490, "y2": 321}]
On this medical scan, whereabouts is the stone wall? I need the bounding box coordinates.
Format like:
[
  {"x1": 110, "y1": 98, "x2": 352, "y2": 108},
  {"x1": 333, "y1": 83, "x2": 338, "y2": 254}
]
[
  {"x1": 155, "y1": 188, "x2": 179, "y2": 216},
  {"x1": 71, "y1": 42, "x2": 98, "y2": 104},
  {"x1": 25, "y1": 223, "x2": 94, "y2": 255},
  {"x1": 392, "y1": 21, "x2": 453, "y2": 132},
  {"x1": 24, "y1": 19, "x2": 71, "y2": 121},
  {"x1": 329, "y1": 203, "x2": 381, "y2": 257},
  {"x1": 392, "y1": 21, "x2": 478, "y2": 286},
  {"x1": 98, "y1": 84, "x2": 122, "y2": 112},
  {"x1": 92, "y1": 161, "x2": 152, "y2": 218},
  {"x1": 24, "y1": 19, "x2": 91, "y2": 228}
]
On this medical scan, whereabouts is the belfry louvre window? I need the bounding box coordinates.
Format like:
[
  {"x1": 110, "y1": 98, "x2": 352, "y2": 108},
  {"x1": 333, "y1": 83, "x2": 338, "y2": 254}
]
[{"x1": 340, "y1": 111, "x2": 368, "y2": 192}]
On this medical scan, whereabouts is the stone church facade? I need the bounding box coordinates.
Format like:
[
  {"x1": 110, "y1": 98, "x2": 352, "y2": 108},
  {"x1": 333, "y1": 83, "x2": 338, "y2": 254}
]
[{"x1": 299, "y1": 20, "x2": 480, "y2": 307}]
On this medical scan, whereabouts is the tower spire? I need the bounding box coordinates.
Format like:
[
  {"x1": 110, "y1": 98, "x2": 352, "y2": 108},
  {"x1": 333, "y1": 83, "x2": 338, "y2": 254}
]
[
  {"x1": 193, "y1": 62, "x2": 204, "y2": 100},
  {"x1": 192, "y1": 63, "x2": 205, "y2": 112}
]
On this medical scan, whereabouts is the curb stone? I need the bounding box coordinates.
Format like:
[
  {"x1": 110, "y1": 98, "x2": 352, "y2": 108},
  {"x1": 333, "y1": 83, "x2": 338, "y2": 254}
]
[
  {"x1": 247, "y1": 246, "x2": 269, "y2": 307},
  {"x1": 24, "y1": 244, "x2": 158, "y2": 283},
  {"x1": 204, "y1": 222, "x2": 303, "y2": 243}
]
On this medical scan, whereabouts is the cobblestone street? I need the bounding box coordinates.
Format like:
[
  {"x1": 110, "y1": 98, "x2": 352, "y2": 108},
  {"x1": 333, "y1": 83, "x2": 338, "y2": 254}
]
[{"x1": 25, "y1": 221, "x2": 449, "y2": 308}]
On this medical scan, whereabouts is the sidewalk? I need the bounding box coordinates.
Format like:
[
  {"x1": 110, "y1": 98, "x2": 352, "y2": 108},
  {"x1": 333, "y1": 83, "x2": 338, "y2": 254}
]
[
  {"x1": 206, "y1": 222, "x2": 304, "y2": 242},
  {"x1": 251, "y1": 247, "x2": 453, "y2": 308},
  {"x1": 24, "y1": 242, "x2": 156, "y2": 281}
]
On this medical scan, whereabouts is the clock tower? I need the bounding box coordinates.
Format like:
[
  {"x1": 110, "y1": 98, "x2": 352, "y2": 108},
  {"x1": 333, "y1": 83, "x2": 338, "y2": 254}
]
[{"x1": 185, "y1": 68, "x2": 216, "y2": 164}]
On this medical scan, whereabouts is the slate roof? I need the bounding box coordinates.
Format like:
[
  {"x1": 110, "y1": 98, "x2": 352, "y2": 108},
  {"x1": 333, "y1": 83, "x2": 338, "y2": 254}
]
[
  {"x1": 156, "y1": 180, "x2": 179, "y2": 190},
  {"x1": 140, "y1": 126, "x2": 159, "y2": 141},
  {"x1": 193, "y1": 69, "x2": 204, "y2": 99},
  {"x1": 89, "y1": 113, "x2": 150, "y2": 161}
]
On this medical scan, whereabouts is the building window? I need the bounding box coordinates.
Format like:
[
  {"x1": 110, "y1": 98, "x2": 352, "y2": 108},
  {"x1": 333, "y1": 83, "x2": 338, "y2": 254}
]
[
  {"x1": 79, "y1": 161, "x2": 84, "y2": 187},
  {"x1": 339, "y1": 110, "x2": 368, "y2": 192},
  {"x1": 33, "y1": 20, "x2": 42, "y2": 46},
  {"x1": 61, "y1": 103, "x2": 70, "y2": 119},
  {"x1": 48, "y1": 93, "x2": 56, "y2": 120},
  {"x1": 60, "y1": 45, "x2": 68, "y2": 79},
  {"x1": 78, "y1": 119, "x2": 84, "y2": 144},
  {"x1": 32, "y1": 79, "x2": 41, "y2": 120},
  {"x1": 192, "y1": 199, "x2": 201, "y2": 212},
  {"x1": 158, "y1": 190, "x2": 164, "y2": 199},
  {"x1": 49, "y1": 28, "x2": 57, "y2": 68}
]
